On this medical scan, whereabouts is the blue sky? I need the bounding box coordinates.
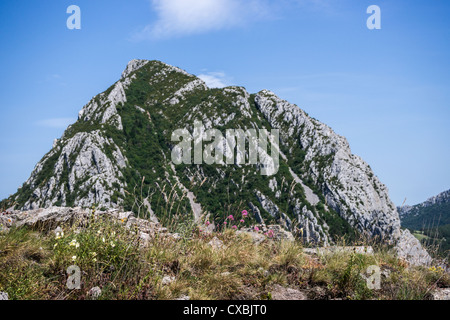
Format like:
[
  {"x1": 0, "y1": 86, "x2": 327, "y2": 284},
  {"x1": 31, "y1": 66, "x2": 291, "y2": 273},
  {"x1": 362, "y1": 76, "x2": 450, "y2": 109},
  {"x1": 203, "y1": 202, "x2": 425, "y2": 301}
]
[{"x1": 0, "y1": 0, "x2": 449, "y2": 206}]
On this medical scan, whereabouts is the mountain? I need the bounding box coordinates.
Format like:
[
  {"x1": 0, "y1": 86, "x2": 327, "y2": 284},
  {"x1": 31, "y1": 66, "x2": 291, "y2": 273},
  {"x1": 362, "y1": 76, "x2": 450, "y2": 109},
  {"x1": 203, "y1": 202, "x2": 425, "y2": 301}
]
[
  {"x1": 0, "y1": 59, "x2": 430, "y2": 265},
  {"x1": 399, "y1": 189, "x2": 450, "y2": 230},
  {"x1": 399, "y1": 189, "x2": 450, "y2": 255}
]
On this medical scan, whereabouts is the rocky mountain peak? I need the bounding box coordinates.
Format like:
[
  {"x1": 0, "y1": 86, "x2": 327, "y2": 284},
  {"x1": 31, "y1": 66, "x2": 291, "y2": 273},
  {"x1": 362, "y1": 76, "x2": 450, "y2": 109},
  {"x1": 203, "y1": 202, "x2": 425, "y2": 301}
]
[
  {"x1": 1, "y1": 59, "x2": 431, "y2": 266},
  {"x1": 121, "y1": 59, "x2": 149, "y2": 79}
]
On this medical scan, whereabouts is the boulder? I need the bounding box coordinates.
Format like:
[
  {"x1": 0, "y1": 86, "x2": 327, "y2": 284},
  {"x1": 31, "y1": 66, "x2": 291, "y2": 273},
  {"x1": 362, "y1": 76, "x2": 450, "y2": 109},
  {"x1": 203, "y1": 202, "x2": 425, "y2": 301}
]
[{"x1": 270, "y1": 285, "x2": 307, "y2": 300}]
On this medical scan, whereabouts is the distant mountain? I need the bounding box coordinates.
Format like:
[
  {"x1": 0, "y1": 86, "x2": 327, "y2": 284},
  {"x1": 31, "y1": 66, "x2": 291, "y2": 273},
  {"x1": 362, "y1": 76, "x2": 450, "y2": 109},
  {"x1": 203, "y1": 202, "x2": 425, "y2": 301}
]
[
  {"x1": 399, "y1": 189, "x2": 450, "y2": 230},
  {"x1": 0, "y1": 59, "x2": 431, "y2": 265}
]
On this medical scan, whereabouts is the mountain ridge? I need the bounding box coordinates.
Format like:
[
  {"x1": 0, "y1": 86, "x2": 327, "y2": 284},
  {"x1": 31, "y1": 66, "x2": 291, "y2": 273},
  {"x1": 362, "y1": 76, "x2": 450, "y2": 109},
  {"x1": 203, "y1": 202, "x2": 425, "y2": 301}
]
[
  {"x1": 399, "y1": 189, "x2": 450, "y2": 223},
  {"x1": 398, "y1": 189, "x2": 450, "y2": 256}
]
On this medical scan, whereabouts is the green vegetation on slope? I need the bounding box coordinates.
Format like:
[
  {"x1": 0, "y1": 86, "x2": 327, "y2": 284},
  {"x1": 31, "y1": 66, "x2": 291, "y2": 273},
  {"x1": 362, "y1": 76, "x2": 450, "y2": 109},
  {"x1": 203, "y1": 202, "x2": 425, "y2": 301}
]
[{"x1": 402, "y1": 202, "x2": 450, "y2": 231}]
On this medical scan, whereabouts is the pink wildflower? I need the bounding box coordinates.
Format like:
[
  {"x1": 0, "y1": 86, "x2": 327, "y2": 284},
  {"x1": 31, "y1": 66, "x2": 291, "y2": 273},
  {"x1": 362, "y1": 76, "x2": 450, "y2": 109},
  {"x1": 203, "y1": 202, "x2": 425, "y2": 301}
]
[
  {"x1": 232, "y1": 225, "x2": 237, "y2": 230},
  {"x1": 254, "y1": 226, "x2": 260, "y2": 232},
  {"x1": 228, "y1": 215, "x2": 234, "y2": 221},
  {"x1": 242, "y1": 210, "x2": 248, "y2": 216},
  {"x1": 240, "y1": 219, "x2": 245, "y2": 223}
]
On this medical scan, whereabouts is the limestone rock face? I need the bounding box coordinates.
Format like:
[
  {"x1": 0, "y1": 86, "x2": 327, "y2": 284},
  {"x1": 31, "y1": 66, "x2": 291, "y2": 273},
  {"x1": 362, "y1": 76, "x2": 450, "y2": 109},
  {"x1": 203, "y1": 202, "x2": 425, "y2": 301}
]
[
  {"x1": 121, "y1": 59, "x2": 149, "y2": 79},
  {"x1": 22, "y1": 130, "x2": 127, "y2": 210},
  {"x1": 2, "y1": 59, "x2": 431, "y2": 266},
  {"x1": 254, "y1": 90, "x2": 401, "y2": 243}
]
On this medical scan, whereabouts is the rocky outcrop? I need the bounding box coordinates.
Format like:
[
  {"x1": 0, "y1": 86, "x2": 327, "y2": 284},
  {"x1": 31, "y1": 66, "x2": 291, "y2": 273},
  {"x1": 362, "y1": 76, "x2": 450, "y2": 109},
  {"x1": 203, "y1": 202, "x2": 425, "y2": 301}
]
[
  {"x1": 236, "y1": 224, "x2": 295, "y2": 245},
  {"x1": 270, "y1": 285, "x2": 307, "y2": 300},
  {"x1": 253, "y1": 90, "x2": 429, "y2": 265},
  {"x1": 303, "y1": 246, "x2": 374, "y2": 256},
  {"x1": 0, "y1": 207, "x2": 178, "y2": 246},
  {"x1": 432, "y1": 288, "x2": 450, "y2": 300},
  {"x1": 121, "y1": 59, "x2": 149, "y2": 79},
  {"x1": 22, "y1": 130, "x2": 127, "y2": 210},
  {"x1": 254, "y1": 90, "x2": 401, "y2": 243}
]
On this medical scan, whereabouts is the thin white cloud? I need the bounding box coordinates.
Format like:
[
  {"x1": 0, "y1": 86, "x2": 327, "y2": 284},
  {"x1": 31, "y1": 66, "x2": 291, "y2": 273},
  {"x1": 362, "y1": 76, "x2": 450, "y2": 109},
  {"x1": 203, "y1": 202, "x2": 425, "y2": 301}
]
[
  {"x1": 198, "y1": 72, "x2": 229, "y2": 88},
  {"x1": 135, "y1": 0, "x2": 272, "y2": 39},
  {"x1": 36, "y1": 118, "x2": 76, "y2": 129}
]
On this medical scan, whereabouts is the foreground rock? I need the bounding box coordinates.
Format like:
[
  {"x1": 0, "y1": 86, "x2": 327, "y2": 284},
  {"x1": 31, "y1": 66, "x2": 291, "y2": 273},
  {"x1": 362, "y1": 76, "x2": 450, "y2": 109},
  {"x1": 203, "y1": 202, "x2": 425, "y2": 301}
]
[
  {"x1": 395, "y1": 229, "x2": 432, "y2": 266},
  {"x1": 270, "y1": 285, "x2": 307, "y2": 300},
  {"x1": 0, "y1": 207, "x2": 177, "y2": 246},
  {"x1": 208, "y1": 236, "x2": 225, "y2": 250},
  {"x1": 432, "y1": 288, "x2": 450, "y2": 300},
  {"x1": 87, "y1": 287, "x2": 102, "y2": 300},
  {"x1": 236, "y1": 224, "x2": 295, "y2": 245},
  {"x1": 303, "y1": 246, "x2": 374, "y2": 256}
]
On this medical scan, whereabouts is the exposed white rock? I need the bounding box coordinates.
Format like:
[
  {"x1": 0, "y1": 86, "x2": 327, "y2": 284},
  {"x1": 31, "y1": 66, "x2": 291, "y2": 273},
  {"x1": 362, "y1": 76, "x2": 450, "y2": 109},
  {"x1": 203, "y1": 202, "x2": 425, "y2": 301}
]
[
  {"x1": 88, "y1": 287, "x2": 102, "y2": 300},
  {"x1": 271, "y1": 285, "x2": 307, "y2": 300},
  {"x1": 294, "y1": 204, "x2": 329, "y2": 245},
  {"x1": 161, "y1": 276, "x2": 176, "y2": 285},
  {"x1": 303, "y1": 246, "x2": 374, "y2": 256},
  {"x1": 288, "y1": 167, "x2": 320, "y2": 206},
  {"x1": 208, "y1": 236, "x2": 224, "y2": 250},
  {"x1": 255, "y1": 191, "x2": 286, "y2": 224},
  {"x1": 255, "y1": 92, "x2": 402, "y2": 239},
  {"x1": 249, "y1": 202, "x2": 265, "y2": 225},
  {"x1": 101, "y1": 82, "x2": 126, "y2": 130},
  {"x1": 268, "y1": 178, "x2": 277, "y2": 192},
  {"x1": 121, "y1": 59, "x2": 149, "y2": 79},
  {"x1": 20, "y1": 130, "x2": 127, "y2": 210},
  {"x1": 236, "y1": 229, "x2": 266, "y2": 245},
  {"x1": 253, "y1": 89, "x2": 431, "y2": 265},
  {"x1": 167, "y1": 78, "x2": 207, "y2": 105},
  {"x1": 432, "y1": 288, "x2": 450, "y2": 300},
  {"x1": 170, "y1": 164, "x2": 203, "y2": 221},
  {"x1": 224, "y1": 87, "x2": 253, "y2": 118},
  {"x1": 1, "y1": 207, "x2": 177, "y2": 248}
]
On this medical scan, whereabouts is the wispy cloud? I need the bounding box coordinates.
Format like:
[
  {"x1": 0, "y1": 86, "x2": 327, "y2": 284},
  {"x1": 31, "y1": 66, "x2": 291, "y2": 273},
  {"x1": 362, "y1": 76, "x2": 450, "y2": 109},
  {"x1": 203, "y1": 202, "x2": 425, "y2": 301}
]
[
  {"x1": 134, "y1": 0, "x2": 273, "y2": 40},
  {"x1": 36, "y1": 118, "x2": 75, "y2": 129},
  {"x1": 198, "y1": 71, "x2": 230, "y2": 88}
]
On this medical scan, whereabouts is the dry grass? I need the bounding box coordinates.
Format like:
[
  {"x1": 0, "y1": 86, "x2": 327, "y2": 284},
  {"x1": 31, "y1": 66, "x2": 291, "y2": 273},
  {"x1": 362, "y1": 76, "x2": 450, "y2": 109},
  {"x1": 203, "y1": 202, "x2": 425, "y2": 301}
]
[{"x1": 0, "y1": 217, "x2": 448, "y2": 300}]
